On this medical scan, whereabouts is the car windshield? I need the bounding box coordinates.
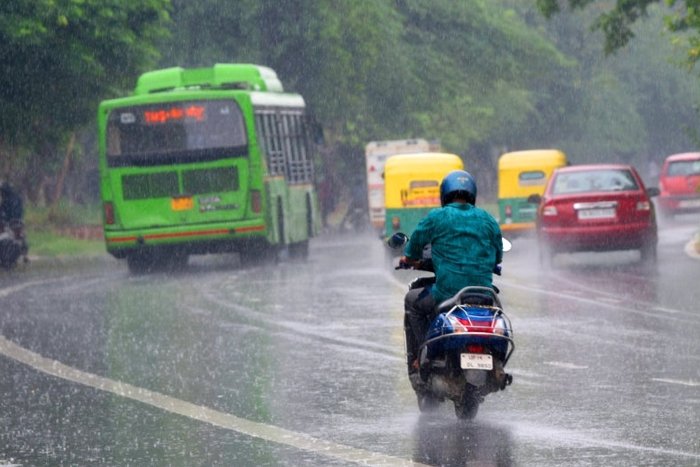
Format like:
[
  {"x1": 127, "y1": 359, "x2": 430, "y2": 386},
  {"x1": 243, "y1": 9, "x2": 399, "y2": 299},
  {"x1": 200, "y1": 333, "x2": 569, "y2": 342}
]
[
  {"x1": 552, "y1": 169, "x2": 639, "y2": 195},
  {"x1": 668, "y1": 160, "x2": 700, "y2": 176}
]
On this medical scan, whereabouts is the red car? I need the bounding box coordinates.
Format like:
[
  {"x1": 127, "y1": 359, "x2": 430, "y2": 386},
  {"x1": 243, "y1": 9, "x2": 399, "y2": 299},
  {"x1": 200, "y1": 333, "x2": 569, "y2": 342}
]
[
  {"x1": 531, "y1": 164, "x2": 659, "y2": 264},
  {"x1": 657, "y1": 152, "x2": 700, "y2": 218}
]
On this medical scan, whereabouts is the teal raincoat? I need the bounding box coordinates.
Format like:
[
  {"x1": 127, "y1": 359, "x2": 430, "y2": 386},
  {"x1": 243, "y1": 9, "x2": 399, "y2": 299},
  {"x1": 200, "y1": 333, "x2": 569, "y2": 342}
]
[{"x1": 404, "y1": 202, "x2": 503, "y2": 304}]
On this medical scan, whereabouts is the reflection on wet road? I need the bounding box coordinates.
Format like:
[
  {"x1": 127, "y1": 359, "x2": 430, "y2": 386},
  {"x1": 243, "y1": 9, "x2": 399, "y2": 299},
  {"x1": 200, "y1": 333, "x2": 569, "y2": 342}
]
[{"x1": 0, "y1": 215, "x2": 698, "y2": 465}]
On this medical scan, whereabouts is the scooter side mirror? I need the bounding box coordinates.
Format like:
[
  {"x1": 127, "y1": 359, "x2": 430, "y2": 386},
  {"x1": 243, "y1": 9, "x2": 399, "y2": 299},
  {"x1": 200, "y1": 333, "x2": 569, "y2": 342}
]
[
  {"x1": 502, "y1": 238, "x2": 512, "y2": 252},
  {"x1": 387, "y1": 232, "x2": 408, "y2": 249}
]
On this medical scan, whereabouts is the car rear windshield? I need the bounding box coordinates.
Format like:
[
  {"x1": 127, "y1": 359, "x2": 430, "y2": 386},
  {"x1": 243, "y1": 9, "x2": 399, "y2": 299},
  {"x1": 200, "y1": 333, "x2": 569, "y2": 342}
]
[
  {"x1": 668, "y1": 160, "x2": 700, "y2": 176},
  {"x1": 552, "y1": 169, "x2": 639, "y2": 195}
]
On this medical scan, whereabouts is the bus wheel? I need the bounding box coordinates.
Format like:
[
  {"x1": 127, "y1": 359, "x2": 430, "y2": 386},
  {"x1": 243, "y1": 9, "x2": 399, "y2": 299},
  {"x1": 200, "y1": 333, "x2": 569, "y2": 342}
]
[
  {"x1": 306, "y1": 194, "x2": 314, "y2": 238},
  {"x1": 127, "y1": 252, "x2": 153, "y2": 274},
  {"x1": 167, "y1": 252, "x2": 189, "y2": 270},
  {"x1": 288, "y1": 240, "x2": 309, "y2": 259},
  {"x1": 277, "y1": 198, "x2": 285, "y2": 246},
  {"x1": 239, "y1": 244, "x2": 278, "y2": 265}
]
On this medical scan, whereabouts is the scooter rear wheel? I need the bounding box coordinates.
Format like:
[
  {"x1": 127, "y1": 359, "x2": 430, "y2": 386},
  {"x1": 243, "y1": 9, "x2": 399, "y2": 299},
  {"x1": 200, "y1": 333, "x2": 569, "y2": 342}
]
[
  {"x1": 416, "y1": 392, "x2": 440, "y2": 413},
  {"x1": 454, "y1": 390, "x2": 480, "y2": 419}
]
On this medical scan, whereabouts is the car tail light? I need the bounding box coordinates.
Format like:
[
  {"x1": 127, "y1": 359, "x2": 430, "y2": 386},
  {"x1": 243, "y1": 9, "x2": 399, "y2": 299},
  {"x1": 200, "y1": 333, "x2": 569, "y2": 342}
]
[
  {"x1": 543, "y1": 205, "x2": 558, "y2": 216},
  {"x1": 392, "y1": 216, "x2": 400, "y2": 230},
  {"x1": 251, "y1": 190, "x2": 262, "y2": 213},
  {"x1": 104, "y1": 202, "x2": 115, "y2": 225},
  {"x1": 636, "y1": 200, "x2": 651, "y2": 211}
]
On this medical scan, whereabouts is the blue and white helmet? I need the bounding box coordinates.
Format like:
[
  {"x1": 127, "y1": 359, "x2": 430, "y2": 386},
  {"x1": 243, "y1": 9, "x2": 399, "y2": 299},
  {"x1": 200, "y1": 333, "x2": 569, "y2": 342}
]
[{"x1": 440, "y1": 170, "x2": 477, "y2": 206}]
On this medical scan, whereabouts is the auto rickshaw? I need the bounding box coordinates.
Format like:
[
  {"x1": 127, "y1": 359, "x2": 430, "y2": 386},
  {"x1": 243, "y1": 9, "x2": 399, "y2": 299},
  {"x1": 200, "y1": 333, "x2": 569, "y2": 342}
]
[
  {"x1": 384, "y1": 152, "x2": 464, "y2": 240},
  {"x1": 497, "y1": 149, "x2": 567, "y2": 235}
]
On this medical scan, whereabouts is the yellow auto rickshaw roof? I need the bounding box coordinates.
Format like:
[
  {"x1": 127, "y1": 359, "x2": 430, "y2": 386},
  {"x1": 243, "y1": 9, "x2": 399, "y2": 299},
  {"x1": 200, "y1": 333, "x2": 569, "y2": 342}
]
[
  {"x1": 498, "y1": 149, "x2": 567, "y2": 169},
  {"x1": 384, "y1": 153, "x2": 464, "y2": 208},
  {"x1": 384, "y1": 152, "x2": 463, "y2": 175}
]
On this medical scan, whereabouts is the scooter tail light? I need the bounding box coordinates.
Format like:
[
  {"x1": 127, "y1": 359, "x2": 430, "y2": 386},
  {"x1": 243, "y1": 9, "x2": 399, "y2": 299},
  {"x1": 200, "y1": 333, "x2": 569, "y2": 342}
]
[{"x1": 466, "y1": 345, "x2": 485, "y2": 353}]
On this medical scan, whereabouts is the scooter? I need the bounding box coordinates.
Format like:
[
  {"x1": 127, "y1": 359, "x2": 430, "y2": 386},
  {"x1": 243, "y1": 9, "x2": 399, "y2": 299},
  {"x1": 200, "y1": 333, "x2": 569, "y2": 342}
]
[
  {"x1": 0, "y1": 219, "x2": 28, "y2": 269},
  {"x1": 388, "y1": 232, "x2": 514, "y2": 419}
]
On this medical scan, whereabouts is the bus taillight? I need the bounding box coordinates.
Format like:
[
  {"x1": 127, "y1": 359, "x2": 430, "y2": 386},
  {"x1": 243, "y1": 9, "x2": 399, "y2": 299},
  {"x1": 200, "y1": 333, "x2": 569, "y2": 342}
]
[
  {"x1": 104, "y1": 202, "x2": 115, "y2": 225},
  {"x1": 251, "y1": 190, "x2": 262, "y2": 213}
]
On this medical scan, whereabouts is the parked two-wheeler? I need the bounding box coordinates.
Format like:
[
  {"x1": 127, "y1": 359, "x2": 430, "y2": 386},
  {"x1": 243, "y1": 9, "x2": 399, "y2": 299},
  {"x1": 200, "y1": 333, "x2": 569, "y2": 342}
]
[
  {"x1": 388, "y1": 232, "x2": 514, "y2": 419},
  {"x1": 0, "y1": 220, "x2": 28, "y2": 269}
]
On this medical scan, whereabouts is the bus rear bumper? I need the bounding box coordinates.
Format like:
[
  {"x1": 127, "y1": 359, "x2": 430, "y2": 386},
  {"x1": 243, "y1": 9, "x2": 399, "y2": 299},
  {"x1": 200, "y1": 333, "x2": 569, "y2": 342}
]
[{"x1": 104, "y1": 222, "x2": 267, "y2": 257}]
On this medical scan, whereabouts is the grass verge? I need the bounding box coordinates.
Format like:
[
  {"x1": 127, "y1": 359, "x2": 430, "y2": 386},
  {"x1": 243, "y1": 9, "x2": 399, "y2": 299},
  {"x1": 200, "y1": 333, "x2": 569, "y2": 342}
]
[
  {"x1": 27, "y1": 230, "x2": 106, "y2": 258},
  {"x1": 24, "y1": 203, "x2": 107, "y2": 258}
]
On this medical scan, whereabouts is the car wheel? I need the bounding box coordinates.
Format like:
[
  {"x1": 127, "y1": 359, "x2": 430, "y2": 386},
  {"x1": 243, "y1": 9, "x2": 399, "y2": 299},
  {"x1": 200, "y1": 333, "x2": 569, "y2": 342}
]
[
  {"x1": 640, "y1": 239, "x2": 657, "y2": 265},
  {"x1": 538, "y1": 241, "x2": 554, "y2": 268}
]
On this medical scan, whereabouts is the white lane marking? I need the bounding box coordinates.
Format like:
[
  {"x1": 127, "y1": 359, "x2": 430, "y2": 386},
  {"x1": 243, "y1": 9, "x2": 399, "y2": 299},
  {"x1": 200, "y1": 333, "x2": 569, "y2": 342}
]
[
  {"x1": 0, "y1": 280, "x2": 56, "y2": 298},
  {"x1": 198, "y1": 290, "x2": 403, "y2": 361},
  {"x1": 651, "y1": 306, "x2": 681, "y2": 315},
  {"x1": 498, "y1": 278, "x2": 697, "y2": 322},
  {"x1": 0, "y1": 280, "x2": 425, "y2": 466},
  {"x1": 544, "y1": 361, "x2": 588, "y2": 370},
  {"x1": 0, "y1": 335, "x2": 425, "y2": 466},
  {"x1": 651, "y1": 378, "x2": 700, "y2": 387},
  {"x1": 507, "y1": 420, "x2": 700, "y2": 460}
]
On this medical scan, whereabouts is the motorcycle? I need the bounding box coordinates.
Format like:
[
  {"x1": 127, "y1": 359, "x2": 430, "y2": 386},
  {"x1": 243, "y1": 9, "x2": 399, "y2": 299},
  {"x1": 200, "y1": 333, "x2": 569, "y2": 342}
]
[
  {"x1": 0, "y1": 219, "x2": 28, "y2": 269},
  {"x1": 388, "y1": 232, "x2": 514, "y2": 419}
]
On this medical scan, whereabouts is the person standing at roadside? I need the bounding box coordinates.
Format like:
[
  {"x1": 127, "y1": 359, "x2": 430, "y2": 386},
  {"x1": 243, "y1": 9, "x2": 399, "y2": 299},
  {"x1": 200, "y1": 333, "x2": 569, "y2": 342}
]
[
  {"x1": 0, "y1": 181, "x2": 23, "y2": 223},
  {"x1": 0, "y1": 181, "x2": 28, "y2": 262}
]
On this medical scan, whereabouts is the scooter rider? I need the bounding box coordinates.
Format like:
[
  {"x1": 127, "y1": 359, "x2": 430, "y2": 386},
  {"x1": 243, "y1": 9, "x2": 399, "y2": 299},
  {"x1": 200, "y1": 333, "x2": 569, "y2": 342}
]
[{"x1": 399, "y1": 170, "x2": 503, "y2": 382}]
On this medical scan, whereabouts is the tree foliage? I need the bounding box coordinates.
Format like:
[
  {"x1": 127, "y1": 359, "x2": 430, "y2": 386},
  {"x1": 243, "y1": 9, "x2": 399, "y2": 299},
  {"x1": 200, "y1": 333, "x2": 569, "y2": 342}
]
[
  {"x1": 537, "y1": 0, "x2": 700, "y2": 64},
  {"x1": 2, "y1": 0, "x2": 699, "y2": 206},
  {"x1": 0, "y1": 0, "x2": 170, "y2": 199}
]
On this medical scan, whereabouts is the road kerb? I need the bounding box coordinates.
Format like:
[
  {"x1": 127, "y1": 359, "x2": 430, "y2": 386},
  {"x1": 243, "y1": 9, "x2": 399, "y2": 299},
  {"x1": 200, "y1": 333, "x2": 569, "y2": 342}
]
[{"x1": 684, "y1": 232, "x2": 700, "y2": 259}]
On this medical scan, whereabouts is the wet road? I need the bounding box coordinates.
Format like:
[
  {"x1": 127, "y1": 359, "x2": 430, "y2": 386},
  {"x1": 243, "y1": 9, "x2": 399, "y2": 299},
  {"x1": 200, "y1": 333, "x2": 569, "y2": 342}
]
[{"x1": 0, "y1": 215, "x2": 698, "y2": 466}]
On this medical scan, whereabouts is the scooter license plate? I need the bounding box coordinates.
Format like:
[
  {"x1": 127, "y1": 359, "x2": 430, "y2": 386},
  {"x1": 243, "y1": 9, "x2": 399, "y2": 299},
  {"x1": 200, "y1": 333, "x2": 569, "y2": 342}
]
[{"x1": 460, "y1": 353, "x2": 493, "y2": 370}]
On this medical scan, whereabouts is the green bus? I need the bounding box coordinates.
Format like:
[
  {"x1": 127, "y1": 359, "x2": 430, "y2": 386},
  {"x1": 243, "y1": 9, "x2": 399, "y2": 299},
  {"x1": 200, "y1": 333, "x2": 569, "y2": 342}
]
[{"x1": 98, "y1": 64, "x2": 321, "y2": 272}]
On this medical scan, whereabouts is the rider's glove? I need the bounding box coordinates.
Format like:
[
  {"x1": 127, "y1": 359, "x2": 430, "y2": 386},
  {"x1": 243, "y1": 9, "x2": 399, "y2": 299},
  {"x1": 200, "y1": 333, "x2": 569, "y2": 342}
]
[{"x1": 397, "y1": 256, "x2": 417, "y2": 270}]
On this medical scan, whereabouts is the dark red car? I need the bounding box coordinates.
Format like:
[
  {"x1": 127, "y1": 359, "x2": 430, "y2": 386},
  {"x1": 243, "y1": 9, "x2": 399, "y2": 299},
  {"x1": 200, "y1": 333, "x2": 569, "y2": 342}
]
[
  {"x1": 531, "y1": 164, "x2": 659, "y2": 265},
  {"x1": 657, "y1": 152, "x2": 700, "y2": 218}
]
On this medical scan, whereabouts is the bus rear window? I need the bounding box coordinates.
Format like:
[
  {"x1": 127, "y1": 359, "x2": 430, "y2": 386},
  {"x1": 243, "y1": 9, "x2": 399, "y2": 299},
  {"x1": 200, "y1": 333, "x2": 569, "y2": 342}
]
[{"x1": 107, "y1": 100, "x2": 247, "y2": 166}]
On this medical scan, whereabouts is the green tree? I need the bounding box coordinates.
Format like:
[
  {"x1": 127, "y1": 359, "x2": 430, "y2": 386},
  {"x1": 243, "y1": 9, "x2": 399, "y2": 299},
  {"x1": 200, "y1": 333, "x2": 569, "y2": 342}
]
[
  {"x1": 529, "y1": 2, "x2": 700, "y2": 168},
  {"x1": 0, "y1": 0, "x2": 170, "y2": 200},
  {"x1": 537, "y1": 0, "x2": 700, "y2": 65}
]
